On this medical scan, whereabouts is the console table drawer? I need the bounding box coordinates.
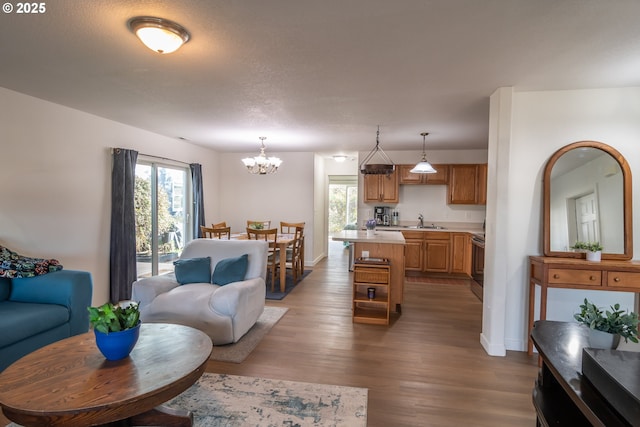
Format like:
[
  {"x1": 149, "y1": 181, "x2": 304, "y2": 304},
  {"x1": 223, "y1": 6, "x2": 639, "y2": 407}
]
[
  {"x1": 548, "y1": 269, "x2": 601, "y2": 286},
  {"x1": 607, "y1": 271, "x2": 640, "y2": 288}
]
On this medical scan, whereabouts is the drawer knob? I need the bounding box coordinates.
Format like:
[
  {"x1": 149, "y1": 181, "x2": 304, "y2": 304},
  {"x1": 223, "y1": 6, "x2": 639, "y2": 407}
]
[
  {"x1": 614, "y1": 277, "x2": 621, "y2": 282},
  {"x1": 590, "y1": 276, "x2": 596, "y2": 281},
  {"x1": 553, "y1": 274, "x2": 560, "y2": 279}
]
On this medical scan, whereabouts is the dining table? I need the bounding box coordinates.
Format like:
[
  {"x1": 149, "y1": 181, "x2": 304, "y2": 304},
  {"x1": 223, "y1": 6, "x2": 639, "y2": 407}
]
[{"x1": 225, "y1": 232, "x2": 296, "y2": 293}]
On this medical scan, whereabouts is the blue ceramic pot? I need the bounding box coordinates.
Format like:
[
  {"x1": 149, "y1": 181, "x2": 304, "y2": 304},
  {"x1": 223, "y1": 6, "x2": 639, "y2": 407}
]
[{"x1": 94, "y1": 323, "x2": 141, "y2": 361}]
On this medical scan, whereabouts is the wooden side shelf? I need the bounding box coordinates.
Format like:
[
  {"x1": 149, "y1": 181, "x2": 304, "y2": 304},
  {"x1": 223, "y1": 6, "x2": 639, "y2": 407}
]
[{"x1": 353, "y1": 259, "x2": 390, "y2": 325}]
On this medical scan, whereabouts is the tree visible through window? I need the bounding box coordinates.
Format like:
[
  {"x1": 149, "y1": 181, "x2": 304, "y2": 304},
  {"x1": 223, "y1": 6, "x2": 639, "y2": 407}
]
[
  {"x1": 328, "y1": 176, "x2": 358, "y2": 234},
  {"x1": 135, "y1": 161, "x2": 190, "y2": 278}
]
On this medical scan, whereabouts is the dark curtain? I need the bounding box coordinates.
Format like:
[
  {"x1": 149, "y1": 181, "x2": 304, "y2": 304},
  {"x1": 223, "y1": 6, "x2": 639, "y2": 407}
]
[
  {"x1": 191, "y1": 163, "x2": 205, "y2": 238},
  {"x1": 110, "y1": 148, "x2": 138, "y2": 303}
]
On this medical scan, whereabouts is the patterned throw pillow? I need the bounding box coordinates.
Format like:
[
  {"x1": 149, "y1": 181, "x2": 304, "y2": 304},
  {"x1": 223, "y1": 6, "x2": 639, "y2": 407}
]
[{"x1": 0, "y1": 245, "x2": 63, "y2": 278}]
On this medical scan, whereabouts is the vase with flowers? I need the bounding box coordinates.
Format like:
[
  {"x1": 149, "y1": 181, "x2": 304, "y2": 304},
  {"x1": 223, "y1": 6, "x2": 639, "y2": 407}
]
[{"x1": 365, "y1": 219, "x2": 377, "y2": 237}]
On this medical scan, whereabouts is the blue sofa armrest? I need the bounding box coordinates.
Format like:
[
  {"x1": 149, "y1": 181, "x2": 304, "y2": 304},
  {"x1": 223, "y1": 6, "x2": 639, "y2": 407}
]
[{"x1": 9, "y1": 270, "x2": 93, "y2": 335}]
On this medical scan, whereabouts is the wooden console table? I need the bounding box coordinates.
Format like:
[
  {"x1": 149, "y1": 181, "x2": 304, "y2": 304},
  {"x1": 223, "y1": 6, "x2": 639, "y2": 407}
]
[
  {"x1": 530, "y1": 320, "x2": 632, "y2": 426},
  {"x1": 528, "y1": 255, "x2": 640, "y2": 355}
]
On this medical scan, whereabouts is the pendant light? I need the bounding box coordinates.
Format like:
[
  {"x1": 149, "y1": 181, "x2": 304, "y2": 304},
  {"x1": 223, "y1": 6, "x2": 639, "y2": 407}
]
[
  {"x1": 359, "y1": 126, "x2": 395, "y2": 175},
  {"x1": 410, "y1": 132, "x2": 436, "y2": 174}
]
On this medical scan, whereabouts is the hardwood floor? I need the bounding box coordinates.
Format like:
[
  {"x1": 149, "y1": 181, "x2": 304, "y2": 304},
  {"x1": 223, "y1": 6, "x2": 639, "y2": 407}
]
[
  {"x1": 0, "y1": 241, "x2": 540, "y2": 426},
  {"x1": 207, "y1": 241, "x2": 540, "y2": 426}
]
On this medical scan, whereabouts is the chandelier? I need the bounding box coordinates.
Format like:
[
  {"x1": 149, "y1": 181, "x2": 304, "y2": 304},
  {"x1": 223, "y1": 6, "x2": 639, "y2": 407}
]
[{"x1": 241, "y1": 137, "x2": 282, "y2": 175}]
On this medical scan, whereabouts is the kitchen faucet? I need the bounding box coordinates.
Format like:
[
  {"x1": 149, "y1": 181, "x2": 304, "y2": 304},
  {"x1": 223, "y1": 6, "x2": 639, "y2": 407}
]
[{"x1": 418, "y1": 213, "x2": 424, "y2": 228}]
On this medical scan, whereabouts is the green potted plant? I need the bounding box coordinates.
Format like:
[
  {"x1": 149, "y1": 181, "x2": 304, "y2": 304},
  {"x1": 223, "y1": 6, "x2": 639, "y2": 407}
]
[
  {"x1": 88, "y1": 301, "x2": 141, "y2": 360},
  {"x1": 574, "y1": 298, "x2": 639, "y2": 348},
  {"x1": 571, "y1": 241, "x2": 603, "y2": 261}
]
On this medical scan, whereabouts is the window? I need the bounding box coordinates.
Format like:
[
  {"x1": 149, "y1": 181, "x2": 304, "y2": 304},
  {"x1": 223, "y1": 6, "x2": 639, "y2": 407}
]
[
  {"x1": 135, "y1": 159, "x2": 192, "y2": 278},
  {"x1": 328, "y1": 176, "x2": 358, "y2": 233}
]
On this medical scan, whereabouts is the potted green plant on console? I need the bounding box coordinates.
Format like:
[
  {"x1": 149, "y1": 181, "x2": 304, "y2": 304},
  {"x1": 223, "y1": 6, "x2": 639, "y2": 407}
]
[
  {"x1": 574, "y1": 298, "x2": 639, "y2": 349},
  {"x1": 88, "y1": 301, "x2": 141, "y2": 360},
  {"x1": 571, "y1": 241, "x2": 603, "y2": 262}
]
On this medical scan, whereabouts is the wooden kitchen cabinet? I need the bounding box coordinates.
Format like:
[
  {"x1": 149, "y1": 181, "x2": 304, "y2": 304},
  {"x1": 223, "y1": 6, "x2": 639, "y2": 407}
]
[
  {"x1": 477, "y1": 163, "x2": 487, "y2": 205},
  {"x1": 450, "y1": 232, "x2": 471, "y2": 275},
  {"x1": 401, "y1": 231, "x2": 423, "y2": 271},
  {"x1": 447, "y1": 164, "x2": 487, "y2": 205},
  {"x1": 403, "y1": 230, "x2": 473, "y2": 276},
  {"x1": 363, "y1": 170, "x2": 399, "y2": 203},
  {"x1": 424, "y1": 232, "x2": 450, "y2": 273},
  {"x1": 398, "y1": 164, "x2": 449, "y2": 185}
]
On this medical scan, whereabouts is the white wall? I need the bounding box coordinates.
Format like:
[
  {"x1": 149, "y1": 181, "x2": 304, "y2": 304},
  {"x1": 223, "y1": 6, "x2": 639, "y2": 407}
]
[
  {"x1": 217, "y1": 151, "x2": 317, "y2": 265},
  {"x1": 485, "y1": 87, "x2": 640, "y2": 354},
  {"x1": 357, "y1": 149, "x2": 488, "y2": 226},
  {"x1": 0, "y1": 88, "x2": 221, "y2": 305}
]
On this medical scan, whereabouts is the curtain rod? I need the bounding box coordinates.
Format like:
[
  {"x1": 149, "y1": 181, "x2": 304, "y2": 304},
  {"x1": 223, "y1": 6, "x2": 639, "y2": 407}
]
[{"x1": 111, "y1": 148, "x2": 192, "y2": 166}]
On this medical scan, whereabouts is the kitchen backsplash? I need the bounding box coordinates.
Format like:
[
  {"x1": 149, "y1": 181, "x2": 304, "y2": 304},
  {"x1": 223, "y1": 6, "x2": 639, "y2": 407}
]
[{"x1": 359, "y1": 184, "x2": 486, "y2": 226}]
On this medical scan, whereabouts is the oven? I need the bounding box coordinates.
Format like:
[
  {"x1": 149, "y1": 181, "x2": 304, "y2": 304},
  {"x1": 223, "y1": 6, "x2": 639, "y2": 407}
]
[{"x1": 470, "y1": 234, "x2": 485, "y2": 301}]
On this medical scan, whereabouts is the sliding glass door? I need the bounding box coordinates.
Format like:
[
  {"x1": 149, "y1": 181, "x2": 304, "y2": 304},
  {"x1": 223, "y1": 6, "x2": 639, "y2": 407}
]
[
  {"x1": 135, "y1": 160, "x2": 191, "y2": 278},
  {"x1": 328, "y1": 175, "x2": 358, "y2": 233}
]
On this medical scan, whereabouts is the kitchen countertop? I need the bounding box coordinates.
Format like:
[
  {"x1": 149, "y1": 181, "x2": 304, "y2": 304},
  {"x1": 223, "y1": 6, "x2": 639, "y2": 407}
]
[
  {"x1": 371, "y1": 223, "x2": 484, "y2": 234},
  {"x1": 331, "y1": 230, "x2": 406, "y2": 244}
]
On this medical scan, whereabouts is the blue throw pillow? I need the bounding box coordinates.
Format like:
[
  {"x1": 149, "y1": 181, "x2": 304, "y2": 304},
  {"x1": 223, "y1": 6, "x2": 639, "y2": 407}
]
[
  {"x1": 173, "y1": 257, "x2": 211, "y2": 285},
  {"x1": 212, "y1": 254, "x2": 249, "y2": 286}
]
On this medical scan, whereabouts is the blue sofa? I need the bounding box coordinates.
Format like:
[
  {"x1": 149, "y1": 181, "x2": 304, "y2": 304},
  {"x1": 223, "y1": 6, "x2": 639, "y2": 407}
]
[{"x1": 0, "y1": 270, "x2": 93, "y2": 371}]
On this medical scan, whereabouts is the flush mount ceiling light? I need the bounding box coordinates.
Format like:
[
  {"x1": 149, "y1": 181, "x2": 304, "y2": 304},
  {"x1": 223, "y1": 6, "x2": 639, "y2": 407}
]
[
  {"x1": 333, "y1": 155, "x2": 348, "y2": 162},
  {"x1": 359, "y1": 126, "x2": 395, "y2": 175},
  {"x1": 241, "y1": 137, "x2": 282, "y2": 175},
  {"x1": 128, "y1": 16, "x2": 190, "y2": 54},
  {"x1": 410, "y1": 132, "x2": 437, "y2": 174}
]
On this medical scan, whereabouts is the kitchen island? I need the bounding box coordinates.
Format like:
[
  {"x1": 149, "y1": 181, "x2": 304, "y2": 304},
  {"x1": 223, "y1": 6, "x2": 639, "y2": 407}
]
[{"x1": 332, "y1": 230, "x2": 406, "y2": 312}]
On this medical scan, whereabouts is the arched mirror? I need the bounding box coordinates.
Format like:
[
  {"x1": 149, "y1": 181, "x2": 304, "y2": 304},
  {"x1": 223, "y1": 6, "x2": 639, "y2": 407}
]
[{"x1": 544, "y1": 141, "x2": 632, "y2": 260}]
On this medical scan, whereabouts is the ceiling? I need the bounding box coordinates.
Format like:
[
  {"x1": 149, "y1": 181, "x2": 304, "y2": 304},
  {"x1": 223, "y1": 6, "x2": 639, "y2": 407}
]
[{"x1": 2, "y1": 1, "x2": 640, "y2": 155}]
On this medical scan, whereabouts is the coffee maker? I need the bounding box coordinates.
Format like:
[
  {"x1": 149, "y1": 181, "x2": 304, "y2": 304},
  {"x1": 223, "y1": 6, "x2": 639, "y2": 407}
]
[{"x1": 374, "y1": 206, "x2": 392, "y2": 226}]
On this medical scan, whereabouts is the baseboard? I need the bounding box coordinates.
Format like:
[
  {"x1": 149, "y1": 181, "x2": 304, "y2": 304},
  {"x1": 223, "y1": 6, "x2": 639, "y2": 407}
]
[{"x1": 480, "y1": 332, "x2": 506, "y2": 356}]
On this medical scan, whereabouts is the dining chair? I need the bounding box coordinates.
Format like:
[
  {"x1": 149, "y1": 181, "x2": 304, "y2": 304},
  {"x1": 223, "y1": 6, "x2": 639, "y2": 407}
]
[
  {"x1": 200, "y1": 225, "x2": 216, "y2": 238},
  {"x1": 247, "y1": 220, "x2": 271, "y2": 229},
  {"x1": 201, "y1": 225, "x2": 231, "y2": 239},
  {"x1": 246, "y1": 227, "x2": 279, "y2": 290},
  {"x1": 211, "y1": 226, "x2": 231, "y2": 239},
  {"x1": 280, "y1": 221, "x2": 305, "y2": 276},
  {"x1": 212, "y1": 221, "x2": 227, "y2": 228},
  {"x1": 283, "y1": 226, "x2": 304, "y2": 284}
]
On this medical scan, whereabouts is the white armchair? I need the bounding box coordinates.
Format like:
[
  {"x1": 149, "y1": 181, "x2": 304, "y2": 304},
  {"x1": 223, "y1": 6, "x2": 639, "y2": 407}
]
[{"x1": 132, "y1": 239, "x2": 268, "y2": 345}]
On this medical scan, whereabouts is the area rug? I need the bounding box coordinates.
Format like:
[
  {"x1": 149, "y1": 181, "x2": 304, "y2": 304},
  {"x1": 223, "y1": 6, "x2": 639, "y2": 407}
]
[
  {"x1": 5, "y1": 373, "x2": 368, "y2": 427},
  {"x1": 210, "y1": 306, "x2": 288, "y2": 363},
  {"x1": 166, "y1": 373, "x2": 368, "y2": 426},
  {"x1": 266, "y1": 269, "x2": 311, "y2": 300}
]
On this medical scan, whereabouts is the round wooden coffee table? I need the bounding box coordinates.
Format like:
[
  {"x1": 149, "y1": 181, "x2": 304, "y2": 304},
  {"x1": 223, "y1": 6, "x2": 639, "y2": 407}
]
[{"x1": 0, "y1": 323, "x2": 212, "y2": 426}]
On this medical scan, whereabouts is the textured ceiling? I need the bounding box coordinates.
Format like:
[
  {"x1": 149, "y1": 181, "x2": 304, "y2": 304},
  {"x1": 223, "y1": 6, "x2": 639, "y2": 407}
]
[{"x1": 1, "y1": 0, "x2": 640, "y2": 154}]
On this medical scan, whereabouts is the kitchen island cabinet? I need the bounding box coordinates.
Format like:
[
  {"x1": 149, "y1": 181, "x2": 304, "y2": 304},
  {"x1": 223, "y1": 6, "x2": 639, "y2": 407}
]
[{"x1": 332, "y1": 230, "x2": 405, "y2": 312}]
